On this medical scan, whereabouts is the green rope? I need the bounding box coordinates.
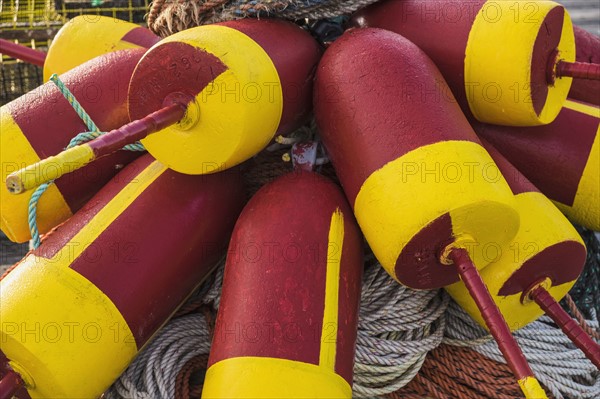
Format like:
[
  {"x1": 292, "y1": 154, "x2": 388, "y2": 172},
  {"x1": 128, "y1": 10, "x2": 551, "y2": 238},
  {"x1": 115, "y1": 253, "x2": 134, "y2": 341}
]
[
  {"x1": 50, "y1": 74, "x2": 98, "y2": 132},
  {"x1": 27, "y1": 74, "x2": 146, "y2": 248}
]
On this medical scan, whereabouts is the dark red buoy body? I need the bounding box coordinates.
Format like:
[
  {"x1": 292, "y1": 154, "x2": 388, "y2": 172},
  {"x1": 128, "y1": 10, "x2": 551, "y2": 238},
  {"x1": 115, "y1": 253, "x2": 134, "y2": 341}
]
[
  {"x1": 0, "y1": 154, "x2": 246, "y2": 398},
  {"x1": 313, "y1": 29, "x2": 550, "y2": 397},
  {"x1": 203, "y1": 171, "x2": 363, "y2": 398},
  {"x1": 570, "y1": 26, "x2": 600, "y2": 106}
]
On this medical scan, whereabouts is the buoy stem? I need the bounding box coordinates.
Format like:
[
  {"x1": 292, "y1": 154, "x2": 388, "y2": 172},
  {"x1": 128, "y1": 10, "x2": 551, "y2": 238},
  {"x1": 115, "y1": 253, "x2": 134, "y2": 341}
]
[
  {"x1": 5, "y1": 103, "x2": 186, "y2": 195},
  {"x1": 530, "y1": 285, "x2": 600, "y2": 368},
  {"x1": 87, "y1": 103, "x2": 185, "y2": 157},
  {"x1": 0, "y1": 39, "x2": 46, "y2": 66},
  {"x1": 449, "y1": 248, "x2": 546, "y2": 399},
  {"x1": 556, "y1": 61, "x2": 600, "y2": 80},
  {"x1": 0, "y1": 370, "x2": 24, "y2": 399}
]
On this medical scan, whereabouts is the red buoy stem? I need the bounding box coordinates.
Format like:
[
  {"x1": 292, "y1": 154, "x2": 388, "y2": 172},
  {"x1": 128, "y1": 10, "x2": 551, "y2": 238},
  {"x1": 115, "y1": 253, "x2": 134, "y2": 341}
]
[
  {"x1": 87, "y1": 103, "x2": 186, "y2": 157},
  {"x1": 449, "y1": 248, "x2": 535, "y2": 381},
  {"x1": 0, "y1": 370, "x2": 24, "y2": 399},
  {"x1": 556, "y1": 61, "x2": 600, "y2": 80},
  {"x1": 0, "y1": 39, "x2": 46, "y2": 67},
  {"x1": 5, "y1": 102, "x2": 187, "y2": 195},
  {"x1": 530, "y1": 285, "x2": 600, "y2": 368}
]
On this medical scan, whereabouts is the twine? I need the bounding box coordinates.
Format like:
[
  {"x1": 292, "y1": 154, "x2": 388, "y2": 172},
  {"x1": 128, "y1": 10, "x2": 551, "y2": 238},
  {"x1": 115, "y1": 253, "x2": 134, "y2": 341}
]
[
  {"x1": 146, "y1": 0, "x2": 379, "y2": 37},
  {"x1": 27, "y1": 74, "x2": 145, "y2": 248}
]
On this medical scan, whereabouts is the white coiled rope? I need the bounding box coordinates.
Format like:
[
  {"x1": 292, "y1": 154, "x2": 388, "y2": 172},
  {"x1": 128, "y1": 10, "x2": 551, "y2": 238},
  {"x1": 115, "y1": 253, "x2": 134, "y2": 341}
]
[{"x1": 353, "y1": 260, "x2": 449, "y2": 397}]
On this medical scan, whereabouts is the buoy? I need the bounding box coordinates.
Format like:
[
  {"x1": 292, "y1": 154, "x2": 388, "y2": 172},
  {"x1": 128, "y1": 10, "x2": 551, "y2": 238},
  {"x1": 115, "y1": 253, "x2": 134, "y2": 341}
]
[
  {"x1": 570, "y1": 26, "x2": 600, "y2": 106},
  {"x1": 474, "y1": 99, "x2": 599, "y2": 231},
  {"x1": 6, "y1": 19, "x2": 322, "y2": 191},
  {"x1": 0, "y1": 154, "x2": 246, "y2": 399},
  {"x1": 350, "y1": 0, "x2": 600, "y2": 126},
  {"x1": 202, "y1": 171, "x2": 363, "y2": 398},
  {"x1": 314, "y1": 28, "x2": 546, "y2": 398},
  {"x1": 0, "y1": 16, "x2": 158, "y2": 80},
  {"x1": 446, "y1": 139, "x2": 599, "y2": 368},
  {"x1": 0, "y1": 48, "x2": 146, "y2": 243}
]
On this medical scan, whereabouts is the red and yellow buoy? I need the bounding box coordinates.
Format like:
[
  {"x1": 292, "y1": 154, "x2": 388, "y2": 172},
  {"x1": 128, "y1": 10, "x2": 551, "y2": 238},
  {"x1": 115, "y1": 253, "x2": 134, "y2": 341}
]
[
  {"x1": 6, "y1": 19, "x2": 322, "y2": 193},
  {"x1": 474, "y1": 99, "x2": 599, "y2": 231},
  {"x1": 203, "y1": 171, "x2": 363, "y2": 398},
  {"x1": 314, "y1": 27, "x2": 547, "y2": 399},
  {"x1": 351, "y1": 0, "x2": 588, "y2": 126},
  {"x1": 0, "y1": 154, "x2": 246, "y2": 398},
  {"x1": 127, "y1": 18, "x2": 322, "y2": 174},
  {"x1": 0, "y1": 49, "x2": 145, "y2": 243},
  {"x1": 446, "y1": 140, "x2": 599, "y2": 367},
  {"x1": 315, "y1": 28, "x2": 519, "y2": 289},
  {"x1": 0, "y1": 15, "x2": 158, "y2": 80}
]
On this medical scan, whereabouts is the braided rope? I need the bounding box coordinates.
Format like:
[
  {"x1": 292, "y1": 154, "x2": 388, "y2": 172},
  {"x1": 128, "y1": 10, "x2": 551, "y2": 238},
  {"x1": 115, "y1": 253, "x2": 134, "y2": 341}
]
[
  {"x1": 104, "y1": 314, "x2": 213, "y2": 399},
  {"x1": 50, "y1": 74, "x2": 98, "y2": 132},
  {"x1": 27, "y1": 75, "x2": 145, "y2": 248}
]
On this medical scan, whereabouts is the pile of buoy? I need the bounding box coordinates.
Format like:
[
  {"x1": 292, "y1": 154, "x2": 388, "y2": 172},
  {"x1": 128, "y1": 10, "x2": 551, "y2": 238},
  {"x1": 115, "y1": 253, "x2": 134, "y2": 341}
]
[{"x1": 0, "y1": 1, "x2": 598, "y2": 397}]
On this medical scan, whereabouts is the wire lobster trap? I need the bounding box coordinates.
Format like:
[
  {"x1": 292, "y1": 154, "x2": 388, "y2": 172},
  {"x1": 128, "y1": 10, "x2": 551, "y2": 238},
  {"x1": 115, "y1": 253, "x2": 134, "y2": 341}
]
[
  {"x1": 0, "y1": 0, "x2": 150, "y2": 104},
  {"x1": 1, "y1": 0, "x2": 149, "y2": 32}
]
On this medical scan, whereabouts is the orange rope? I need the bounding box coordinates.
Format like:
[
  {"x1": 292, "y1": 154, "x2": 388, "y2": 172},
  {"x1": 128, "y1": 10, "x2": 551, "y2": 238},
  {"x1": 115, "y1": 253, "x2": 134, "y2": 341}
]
[
  {"x1": 564, "y1": 294, "x2": 600, "y2": 340},
  {"x1": 390, "y1": 345, "x2": 544, "y2": 399}
]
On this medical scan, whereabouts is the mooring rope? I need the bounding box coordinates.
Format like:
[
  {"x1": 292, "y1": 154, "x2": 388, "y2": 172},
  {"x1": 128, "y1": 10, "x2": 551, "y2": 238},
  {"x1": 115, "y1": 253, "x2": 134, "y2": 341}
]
[
  {"x1": 104, "y1": 313, "x2": 213, "y2": 399},
  {"x1": 27, "y1": 74, "x2": 145, "y2": 248}
]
